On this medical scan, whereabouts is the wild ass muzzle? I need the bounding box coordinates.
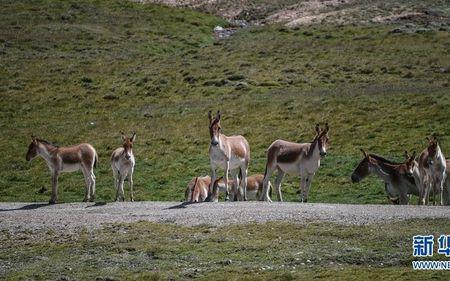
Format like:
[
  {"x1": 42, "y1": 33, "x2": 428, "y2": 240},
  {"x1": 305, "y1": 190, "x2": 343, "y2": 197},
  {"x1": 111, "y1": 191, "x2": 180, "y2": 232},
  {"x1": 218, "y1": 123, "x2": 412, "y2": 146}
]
[
  {"x1": 417, "y1": 136, "x2": 447, "y2": 205},
  {"x1": 111, "y1": 132, "x2": 136, "y2": 202},
  {"x1": 351, "y1": 149, "x2": 420, "y2": 204},
  {"x1": 25, "y1": 136, "x2": 98, "y2": 204},
  {"x1": 260, "y1": 123, "x2": 329, "y2": 202},
  {"x1": 206, "y1": 110, "x2": 250, "y2": 202}
]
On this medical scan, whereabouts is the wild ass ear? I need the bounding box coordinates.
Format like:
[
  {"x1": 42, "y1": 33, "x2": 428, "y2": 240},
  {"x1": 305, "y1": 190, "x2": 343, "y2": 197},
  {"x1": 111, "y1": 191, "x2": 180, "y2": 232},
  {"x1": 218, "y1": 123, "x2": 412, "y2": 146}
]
[
  {"x1": 360, "y1": 148, "x2": 368, "y2": 158},
  {"x1": 324, "y1": 123, "x2": 329, "y2": 133},
  {"x1": 216, "y1": 110, "x2": 221, "y2": 121},
  {"x1": 404, "y1": 150, "x2": 410, "y2": 159},
  {"x1": 315, "y1": 124, "x2": 321, "y2": 135},
  {"x1": 120, "y1": 131, "x2": 127, "y2": 142},
  {"x1": 412, "y1": 151, "x2": 416, "y2": 159},
  {"x1": 130, "y1": 132, "x2": 136, "y2": 142},
  {"x1": 208, "y1": 110, "x2": 212, "y2": 123}
]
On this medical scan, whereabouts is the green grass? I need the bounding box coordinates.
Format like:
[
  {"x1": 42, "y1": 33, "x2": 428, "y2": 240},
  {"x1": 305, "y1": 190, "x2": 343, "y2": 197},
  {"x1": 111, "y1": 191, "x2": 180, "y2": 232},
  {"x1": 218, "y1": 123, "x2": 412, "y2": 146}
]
[
  {"x1": 1, "y1": 0, "x2": 449, "y2": 203},
  {"x1": 2, "y1": 219, "x2": 450, "y2": 280}
]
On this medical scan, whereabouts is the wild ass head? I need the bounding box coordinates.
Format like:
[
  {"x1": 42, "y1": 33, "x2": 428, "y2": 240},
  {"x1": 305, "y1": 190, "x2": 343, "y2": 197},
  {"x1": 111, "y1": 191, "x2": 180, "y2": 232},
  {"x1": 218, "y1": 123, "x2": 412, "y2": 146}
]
[
  {"x1": 404, "y1": 150, "x2": 417, "y2": 176},
  {"x1": 314, "y1": 123, "x2": 329, "y2": 157},
  {"x1": 208, "y1": 110, "x2": 221, "y2": 146},
  {"x1": 351, "y1": 149, "x2": 376, "y2": 183},
  {"x1": 26, "y1": 135, "x2": 39, "y2": 161},
  {"x1": 121, "y1": 131, "x2": 136, "y2": 160},
  {"x1": 426, "y1": 136, "x2": 439, "y2": 166}
]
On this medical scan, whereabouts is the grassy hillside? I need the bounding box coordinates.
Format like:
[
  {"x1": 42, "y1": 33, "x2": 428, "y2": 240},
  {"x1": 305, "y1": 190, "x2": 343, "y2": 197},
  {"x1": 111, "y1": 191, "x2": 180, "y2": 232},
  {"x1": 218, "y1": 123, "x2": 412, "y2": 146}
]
[{"x1": 1, "y1": 0, "x2": 449, "y2": 203}]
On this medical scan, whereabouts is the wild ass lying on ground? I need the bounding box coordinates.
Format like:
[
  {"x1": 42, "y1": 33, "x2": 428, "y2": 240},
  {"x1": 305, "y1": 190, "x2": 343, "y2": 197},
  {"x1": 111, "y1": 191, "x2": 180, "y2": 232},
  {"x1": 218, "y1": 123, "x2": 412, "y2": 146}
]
[
  {"x1": 206, "y1": 110, "x2": 250, "y2": 202},
  {"x1": 417, "y1": 136, "x2": 447, "y2": 205},
  {"x1": 184, "y1": 176, "x2": 229, "y2": 203},
  {"x1": 351, "y1": 149, "x2": 419, "y2": 204},
  {"x1": 260, "y1": 123, "x2": 329, "y2": 202},
  {"x1": 26, "y1": 136, "x2": 98, "y2": 204},
  {"x1": 111, "y1": 132, "x2": 136, "y2": 202},
  {"x1": 210, "y1": 174, "x2": 272, "y2": 202}
]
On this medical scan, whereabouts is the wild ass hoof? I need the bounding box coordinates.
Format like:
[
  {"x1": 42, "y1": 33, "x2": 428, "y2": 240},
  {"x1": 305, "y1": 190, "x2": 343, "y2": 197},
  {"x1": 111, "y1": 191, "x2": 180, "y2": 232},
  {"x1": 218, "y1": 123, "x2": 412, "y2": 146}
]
[
  {"x1": 83, "y1": 198, "x2": 89, "y2": 202},
  {"x1": 48, "y1": 199, "x2": 57, "y2": 204},
  {"x1": 130, "y1": 198, "x2": 134, "y2": 202},
  {"x1": 89, "y1": 197, "x2": 95, "y2": 203}
]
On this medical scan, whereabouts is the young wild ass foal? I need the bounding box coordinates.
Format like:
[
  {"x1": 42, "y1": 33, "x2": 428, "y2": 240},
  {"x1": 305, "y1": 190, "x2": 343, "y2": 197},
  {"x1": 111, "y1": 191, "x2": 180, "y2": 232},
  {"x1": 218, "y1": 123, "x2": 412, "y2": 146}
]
[
  {"x1": 260, "y1": 124, "x2": 329, "y2": 202},
  {"x1": 111, "y1": 132, "x2": 136, "y2": 202},
  {"x1": 26, "y1": 136, "x2": 98, "y2": 203},
  {"x1": 351, "y1": 149, "x2": 420, "y2": 204},
  {"x1": 185, "y1": 174, "x2": 272, "y2": 203},
  {"x1": 207, "y1": 110, "x2": 250, "y2": 202},
  {"x1": 184, "y1": 176, "x2": 231, "y2": 203},
  {"x1": 417, "y1": 136, "x2": 447, "y2": 205}
]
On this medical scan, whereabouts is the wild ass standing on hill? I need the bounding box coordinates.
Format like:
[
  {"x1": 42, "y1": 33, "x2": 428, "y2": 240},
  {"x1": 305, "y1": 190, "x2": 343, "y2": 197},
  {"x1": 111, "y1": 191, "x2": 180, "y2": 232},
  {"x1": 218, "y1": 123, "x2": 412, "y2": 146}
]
[
  {"x1": 25, "y1": 136, "x2": 98, "y2": 204},
  {"x1": 260, "y1": 123, "x2": 329, "y2": 202},
  {"x1": 111, "y1": 132, "x2": 136, "y2": 202},
  {"x1": 351, "y1": 149, "x2": 420, "y2": 204},
  {"x1": 417, "y1": 136, "x2": 447, "y2": 205},
  {"x1": 206, "y1": 110, "x2": 250, "y2": 202}
]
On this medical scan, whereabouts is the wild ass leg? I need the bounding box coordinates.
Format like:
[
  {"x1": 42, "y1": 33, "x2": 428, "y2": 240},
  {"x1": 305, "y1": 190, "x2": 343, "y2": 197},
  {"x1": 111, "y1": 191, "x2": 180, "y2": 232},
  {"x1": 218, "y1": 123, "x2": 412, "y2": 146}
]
[
  {"x1": 89, "y1": 168, "x2": 96, "y2": 202},
  {"x1": 207, "y1": 164, "x2": 217, "y2": 202},
  {"x1": 241, "y1": 166, "x2": 248, "y2": 201},
  {"x1": 117, "y1": 173, "x2": 125, "y2": 202},
  {"x1": 300, "y1": 173, "x2": 314, "y2": 203},
  {"x1": 81, "y1": 168, "x2": 91, "y2": 202},
  {"x1": 261, "y1": 168, "x2": 274, "y2": 202},
  {"x1": 231, "y1": 169, "x2": 240, "y2": 201},
  {"x1": 50, "y1": 171, "x2": 59, "y2": 204},
  {"x1": 437, "y1": 174, "x2": 446, "y2": 206},
  {"x1": 224, "y1": 161, "x2": 231, "y2": 202},
  {"x1": 129, "y1": 168, "x2": 134, "y2": 202},
  {"x1": 274, "y1": 168, "x2": 285, "y2": 202},
  {"x1": 419, "y1": 178, "x2": 428, "y2": 205}
]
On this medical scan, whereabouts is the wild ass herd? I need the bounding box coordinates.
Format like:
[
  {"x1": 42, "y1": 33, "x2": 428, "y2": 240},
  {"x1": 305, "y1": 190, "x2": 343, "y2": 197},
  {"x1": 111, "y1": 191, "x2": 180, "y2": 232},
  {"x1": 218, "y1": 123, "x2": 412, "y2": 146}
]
[{"x1": 26, "y1": 111, "x2": 448, "y2": 206}]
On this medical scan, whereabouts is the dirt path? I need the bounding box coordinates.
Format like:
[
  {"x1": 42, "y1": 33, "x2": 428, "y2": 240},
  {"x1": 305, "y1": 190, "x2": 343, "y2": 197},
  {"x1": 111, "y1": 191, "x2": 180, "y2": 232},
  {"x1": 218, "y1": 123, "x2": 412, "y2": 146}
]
[{"x1": 1, "y1": 201, "x2": 450, "y2": 233}]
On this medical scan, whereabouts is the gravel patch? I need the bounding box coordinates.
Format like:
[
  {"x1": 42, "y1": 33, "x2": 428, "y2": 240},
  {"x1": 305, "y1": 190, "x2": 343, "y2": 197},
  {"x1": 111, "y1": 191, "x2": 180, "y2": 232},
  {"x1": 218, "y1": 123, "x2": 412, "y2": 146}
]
[{"x1": 1, "y1": 202, "x2": 450, "y2": 233}]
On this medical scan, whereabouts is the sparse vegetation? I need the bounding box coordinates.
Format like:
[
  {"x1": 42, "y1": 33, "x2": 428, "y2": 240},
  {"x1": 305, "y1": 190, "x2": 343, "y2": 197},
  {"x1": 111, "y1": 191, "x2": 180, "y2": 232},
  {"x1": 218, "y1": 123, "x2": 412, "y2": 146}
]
[
  {"x1": 0, "y1": 0, "x2": 449, "y2": 204},
  {"x1": 1, "y1": 219, "x2": 450, "y2": 280}
]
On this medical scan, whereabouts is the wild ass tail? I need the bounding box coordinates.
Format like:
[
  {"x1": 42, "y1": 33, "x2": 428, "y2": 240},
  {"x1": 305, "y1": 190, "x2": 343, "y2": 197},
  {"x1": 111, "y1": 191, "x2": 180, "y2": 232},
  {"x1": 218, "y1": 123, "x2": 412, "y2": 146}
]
[{"x1": 94, "y1": 152, "x2": 99, "y2": 169}]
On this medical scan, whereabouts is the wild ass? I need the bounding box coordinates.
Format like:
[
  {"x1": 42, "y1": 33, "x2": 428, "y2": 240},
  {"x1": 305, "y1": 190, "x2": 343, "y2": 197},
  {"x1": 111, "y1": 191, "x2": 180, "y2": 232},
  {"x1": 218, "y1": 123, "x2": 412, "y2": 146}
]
[
  {"x1": 207, "y1": 110, "x2": 250, "y2": 202},
  {"x1": 26, "y1": 136, "x2": 98, "y2": 204},
  {"x1": 417, "y1": 136, "x2": 447, "y2": 205},
  {"x1": 210, "y1": 174, "x2": 272, "y2": 202},
  {"x1": 184, "y1": 176, "x2": 232, "y2": 203},
  {"x1": 260, "y1": 123, "x2": 329, "y2": 202},
  {"x1": 351, "y1": 149, "x2": 420, "y2": 204},
  {"x1": 111, "y1": 132, "x2": 136, "y2": 202}
]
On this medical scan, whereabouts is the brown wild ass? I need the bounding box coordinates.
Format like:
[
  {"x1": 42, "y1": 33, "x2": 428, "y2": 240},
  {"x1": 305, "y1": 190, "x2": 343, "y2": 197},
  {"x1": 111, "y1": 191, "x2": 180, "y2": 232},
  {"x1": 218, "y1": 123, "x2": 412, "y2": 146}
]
[
  {"x1": 26, "y1": 136, "x2": 98, "y2": 204},
  {"x1": 260, "y1": 123, "x2": 329, "y2": 202},
  {"x1": 184, "y1": 176, "x2": 232, "y2": 203},
  {"x1": 185, "y1": 174, "x2": 272, "y2": 203},
  {"x1": 405, "y1": 152, "x2": 450, "y2": 205},
  {"x1": 351, "y1": 149, "x2": 420, "y2": 204},
  {"x1": 207, "y1": 111, "x2": 250, "y2": 202},
  {"x1": 111, "y1": 132, "x2": 136, "y2": 202},
  {"x1": 210, "y1": 174, "x2": 272, "y2": 202},
  {"x1": 417, "y1": 136, "x2": 447, "y2": 205}
]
